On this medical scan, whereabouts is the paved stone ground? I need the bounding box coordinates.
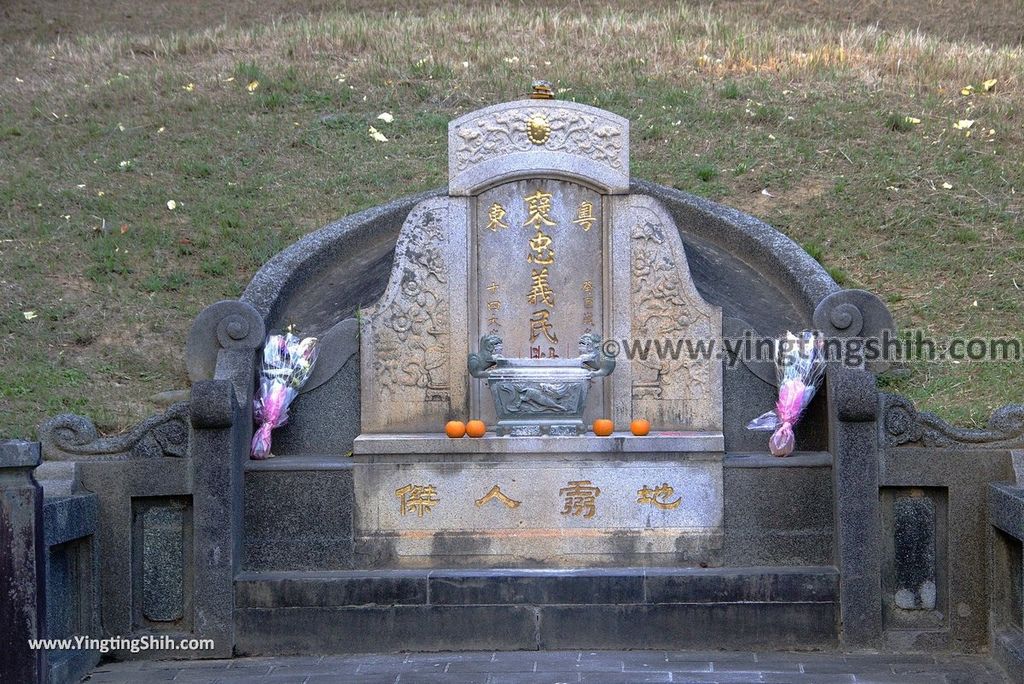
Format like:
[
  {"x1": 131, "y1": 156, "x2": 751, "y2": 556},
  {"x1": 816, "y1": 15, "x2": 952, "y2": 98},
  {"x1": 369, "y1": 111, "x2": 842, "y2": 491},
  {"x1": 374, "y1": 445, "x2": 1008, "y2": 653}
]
[{"x1": 82, "y1": 650, "x2": 1009, "y2": 683}]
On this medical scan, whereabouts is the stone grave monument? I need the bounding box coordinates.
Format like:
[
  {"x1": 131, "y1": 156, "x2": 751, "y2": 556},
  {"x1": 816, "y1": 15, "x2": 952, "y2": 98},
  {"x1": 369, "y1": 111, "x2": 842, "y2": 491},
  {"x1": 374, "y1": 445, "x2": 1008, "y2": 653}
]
[
  {"x1": 4, "y1": 85, "x2": 1023, "y2": 682},
  {"x1": 353, "y1": 91, "x2": 726, "y2": 567}
]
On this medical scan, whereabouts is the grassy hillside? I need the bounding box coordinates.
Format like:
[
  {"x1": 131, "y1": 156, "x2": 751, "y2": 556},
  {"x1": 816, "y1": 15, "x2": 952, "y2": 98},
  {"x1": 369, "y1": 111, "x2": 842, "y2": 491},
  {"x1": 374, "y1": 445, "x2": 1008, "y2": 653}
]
[{"x1": 1, "y1": 2, "x2": 1022, "y2": 438}]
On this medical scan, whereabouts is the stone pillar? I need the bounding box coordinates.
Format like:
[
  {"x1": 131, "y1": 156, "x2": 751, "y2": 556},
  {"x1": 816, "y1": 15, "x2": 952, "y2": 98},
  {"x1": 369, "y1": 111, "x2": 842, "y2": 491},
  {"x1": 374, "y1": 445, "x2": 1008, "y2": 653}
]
[
  {"x1": 0, "y1": 440, "x2": 46, "y2": 684},
  {"x1": 828, "y1": 367, "x2": 883, "y2": 648},
  {"x1": 189, "y1": 380, "x2": 242, "y2": 658}
]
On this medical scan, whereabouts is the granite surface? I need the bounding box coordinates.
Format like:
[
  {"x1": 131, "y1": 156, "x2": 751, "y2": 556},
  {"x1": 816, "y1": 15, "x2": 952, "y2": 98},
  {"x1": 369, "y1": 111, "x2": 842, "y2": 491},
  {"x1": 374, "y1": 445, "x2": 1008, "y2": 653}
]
[
  {"x1": 85, "y1": 650, "x2": 1011, "y2": 684},
  {"x1": 353, "y1": 453, "x2": 725, "y2": 567}
]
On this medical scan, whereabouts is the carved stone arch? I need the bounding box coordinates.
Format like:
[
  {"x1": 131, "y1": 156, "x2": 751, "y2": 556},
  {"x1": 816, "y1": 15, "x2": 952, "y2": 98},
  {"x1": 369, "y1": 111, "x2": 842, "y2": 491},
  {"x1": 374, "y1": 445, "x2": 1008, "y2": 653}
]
[{"x1": 449, "y1": 99, "x2": 630, "y2": 196}]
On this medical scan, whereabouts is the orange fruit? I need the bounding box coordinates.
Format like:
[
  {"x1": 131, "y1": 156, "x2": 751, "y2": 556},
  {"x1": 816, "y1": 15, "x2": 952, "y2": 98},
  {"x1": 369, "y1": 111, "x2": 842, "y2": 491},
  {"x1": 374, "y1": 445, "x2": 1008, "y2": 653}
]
[
  {"x1": 465, "y1": 419, "x2": 487, "y2": 438},
  {"x1": 445, "y1": 420, "x2": 466, "y2": 438},
  {"x1": 593, "y1": 418, "x2": 614, "y2": 436},
  {"x1": 630, "y1": 418, "x2": 651, "y2": 436}
]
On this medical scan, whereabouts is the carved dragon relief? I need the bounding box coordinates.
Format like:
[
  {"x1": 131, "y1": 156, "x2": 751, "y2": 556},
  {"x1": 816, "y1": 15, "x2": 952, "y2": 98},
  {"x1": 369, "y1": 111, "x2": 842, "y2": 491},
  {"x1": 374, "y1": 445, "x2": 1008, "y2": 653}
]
[
  {"x1": 629, "y1": 209, "x2": 715, "y2": 418},
  {"x1": 453, "y1": 107, "x2": 624, "y2": 173},
  {"x1": 366, "y1": 203, "x2": 452, "y2": 407},
  {"x1": 882, "y1": 393, "x2": 1024, "y2": 448}
]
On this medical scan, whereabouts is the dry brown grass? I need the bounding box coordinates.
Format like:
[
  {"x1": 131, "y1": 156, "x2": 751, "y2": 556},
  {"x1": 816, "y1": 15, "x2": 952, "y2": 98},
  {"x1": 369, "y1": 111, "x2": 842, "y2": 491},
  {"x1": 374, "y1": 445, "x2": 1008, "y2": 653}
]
[{"x1": 3, "y1": 5, "x2": 1023, "y2": 96}]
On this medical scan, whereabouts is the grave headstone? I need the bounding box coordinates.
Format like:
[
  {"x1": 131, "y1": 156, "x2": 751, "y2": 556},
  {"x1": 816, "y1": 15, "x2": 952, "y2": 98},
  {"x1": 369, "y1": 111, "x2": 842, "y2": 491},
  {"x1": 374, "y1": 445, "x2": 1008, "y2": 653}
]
[{"x1": 353, "y1": 88, "x2": 724, "y2": 567}]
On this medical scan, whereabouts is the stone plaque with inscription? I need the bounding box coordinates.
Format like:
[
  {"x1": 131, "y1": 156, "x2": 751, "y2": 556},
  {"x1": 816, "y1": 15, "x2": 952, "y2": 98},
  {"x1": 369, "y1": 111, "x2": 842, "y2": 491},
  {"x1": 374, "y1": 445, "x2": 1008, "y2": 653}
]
[{"x1": 355, "y1": 93, "x2": 724, "y2": 567}]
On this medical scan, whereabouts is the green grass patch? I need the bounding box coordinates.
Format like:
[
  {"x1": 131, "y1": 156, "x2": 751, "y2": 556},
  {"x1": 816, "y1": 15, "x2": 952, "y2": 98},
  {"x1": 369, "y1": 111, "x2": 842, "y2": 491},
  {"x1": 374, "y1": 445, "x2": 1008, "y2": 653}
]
[{"x1": 0, "y1": 3, "x2": 1022, "y2": 437}]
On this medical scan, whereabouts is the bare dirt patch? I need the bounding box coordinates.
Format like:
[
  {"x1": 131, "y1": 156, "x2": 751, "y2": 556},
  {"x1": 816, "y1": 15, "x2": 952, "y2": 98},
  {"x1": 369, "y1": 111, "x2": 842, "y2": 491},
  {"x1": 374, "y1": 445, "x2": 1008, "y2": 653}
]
[{"x1": 728, "y1": 176, "x2": 833, "y2": 218}]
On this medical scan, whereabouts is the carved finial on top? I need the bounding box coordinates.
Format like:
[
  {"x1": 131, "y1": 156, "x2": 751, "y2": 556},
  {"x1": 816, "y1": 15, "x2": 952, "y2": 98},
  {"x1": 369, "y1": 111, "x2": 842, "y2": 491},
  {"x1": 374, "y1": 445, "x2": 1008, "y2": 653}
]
[{"x1": 530, "y1": 80, "x2": 555, "y2": 100}]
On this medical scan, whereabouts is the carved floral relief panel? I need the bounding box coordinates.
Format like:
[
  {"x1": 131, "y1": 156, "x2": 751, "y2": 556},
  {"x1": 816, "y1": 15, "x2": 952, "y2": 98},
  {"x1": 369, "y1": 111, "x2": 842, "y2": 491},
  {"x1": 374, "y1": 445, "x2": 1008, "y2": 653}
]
[
  {"x1": 612, "y1": 195, "x2": 724, "y2": 432},
  {"x1": 360, "y1": 198, "x2": 469, "y2": 432}
]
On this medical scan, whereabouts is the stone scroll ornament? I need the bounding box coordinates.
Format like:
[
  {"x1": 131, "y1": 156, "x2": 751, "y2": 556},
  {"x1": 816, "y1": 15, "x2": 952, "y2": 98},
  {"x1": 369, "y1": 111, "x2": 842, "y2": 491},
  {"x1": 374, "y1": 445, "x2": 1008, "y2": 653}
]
[
  {"x1": 251, "y1": 331, "x2": 319, "y2": 459},
  {"x1": 747, "y1": 331, "x2": 827, "y2": 456},
  {"x1": 38, "y1": 403, "x2": 189, "y2": 460},
  {"x1": 882, "y1": 393, "x2": 1024, "y2": 449}
]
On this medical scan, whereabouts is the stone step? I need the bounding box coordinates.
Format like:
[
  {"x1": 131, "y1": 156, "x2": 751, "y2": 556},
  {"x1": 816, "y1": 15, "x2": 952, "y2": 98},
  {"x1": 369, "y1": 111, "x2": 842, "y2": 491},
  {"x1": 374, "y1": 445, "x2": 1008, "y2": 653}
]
[{"x1": 234, "y1": 566, "x2": 839, "y2": 654}]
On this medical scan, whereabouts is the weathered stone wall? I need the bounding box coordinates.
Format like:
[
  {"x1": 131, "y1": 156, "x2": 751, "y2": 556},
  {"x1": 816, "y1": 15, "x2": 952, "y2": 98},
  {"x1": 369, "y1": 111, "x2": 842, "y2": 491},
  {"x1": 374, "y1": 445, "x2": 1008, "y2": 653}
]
[
  {"x1": 990, "y1": 481, "x2": 1024, "y2": 680},
  {"x1": 42, "y1": 494, "x2": 100, "y2": 684},
  {"x1": 876, "y1": 393, "x2": 1020, "y2": 654}
]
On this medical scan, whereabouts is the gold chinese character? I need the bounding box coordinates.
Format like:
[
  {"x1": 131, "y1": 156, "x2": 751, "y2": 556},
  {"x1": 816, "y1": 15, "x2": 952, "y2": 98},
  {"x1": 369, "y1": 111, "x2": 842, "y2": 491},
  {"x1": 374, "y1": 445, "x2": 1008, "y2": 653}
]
[
  {"x1": 487, "y1": 316, "x2": 500, "y2": 329},
  {"x1": 395, "y1": 484, "x2": 439, "y2": 517},
  {"x1": 582, "y1": 311, "x2": 594, "y2": 326},
  {"x1": 487, "y1": 282, "x2": 500, "y2": 293},
  {"x1": 524, "y1": 190, "x2": 555, "y2": 229},
  {"x1": 475, "y1": 485, "x2": 522, "y2": 509},
  {"x1": 527, "y1": 230, "x2": 555, "y2": 264},
  {"x1": 636, "y1": 483, "x2": 681, "y2": 510},
  {"x1": 573, "y1": 200, "x2": 596, "y2": 231},
  {"x1": 486, "y1": 203, "x2": 509, "y2": 231},
  {"x1": 487, "y1": 300, "x2": 502, "y2": 311},
  {"x1": 560, "y1": 480, "x2": 601, "y2": 518},
  {"x1": 582, "y1": 280, "x2": 594, "y2": 293},
  {"x1": 529, "y1": 309, "x2": 558, "y2": 343},
  {"x1": 583, "y1": 296, "x2": 593, "y2": 308},
  {"x1": 528, "y1": 268, "x2": 555, "y2": 306}
]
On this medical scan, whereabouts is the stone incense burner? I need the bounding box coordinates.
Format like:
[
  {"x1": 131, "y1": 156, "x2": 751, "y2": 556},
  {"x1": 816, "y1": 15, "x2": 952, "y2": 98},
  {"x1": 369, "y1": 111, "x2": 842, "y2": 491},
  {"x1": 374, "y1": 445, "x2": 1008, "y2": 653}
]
[{"x1": 468, "y1": 333, "x2": 615, "y2": 436}]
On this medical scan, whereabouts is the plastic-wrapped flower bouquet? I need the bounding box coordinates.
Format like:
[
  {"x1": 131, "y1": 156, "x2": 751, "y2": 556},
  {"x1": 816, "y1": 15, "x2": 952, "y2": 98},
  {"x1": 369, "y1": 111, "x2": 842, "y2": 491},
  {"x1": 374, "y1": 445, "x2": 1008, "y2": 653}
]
[
  {"x1": 747, "y1": 331, "x2": 826, "y2": 457},
  {"x1": 251, "y1": 331, "x2": 319, "y2": 459}
]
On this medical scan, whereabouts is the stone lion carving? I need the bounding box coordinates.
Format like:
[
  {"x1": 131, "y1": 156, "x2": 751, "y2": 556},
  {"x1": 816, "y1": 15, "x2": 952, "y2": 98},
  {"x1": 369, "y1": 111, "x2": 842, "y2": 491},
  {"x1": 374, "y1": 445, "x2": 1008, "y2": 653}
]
[{"x1": 468, "y1": 334, "x2": 504, "y2": 377}]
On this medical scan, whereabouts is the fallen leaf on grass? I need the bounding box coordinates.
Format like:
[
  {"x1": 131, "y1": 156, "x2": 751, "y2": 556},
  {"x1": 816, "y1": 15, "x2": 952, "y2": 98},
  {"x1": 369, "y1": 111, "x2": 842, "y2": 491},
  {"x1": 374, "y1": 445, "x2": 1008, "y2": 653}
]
[
  {"x1": 23, "y1": 311, "x2": 37, "y2": 320},
  {"x1": 905, "y1": 116, "x2": 921, "y2": 125},
  {"x1": 982, "y1": 78, "x2": 997, "y2": 92},
  {"x1": 953, "y1": 119, "x2": 974, "y2": 130},
  {"x1": 247, "y1": 80, "x2": 259, "y2": 92},
  {"x1": 183, "y1": 83, "x2": 195, "y2": 92},
  {"x1": 942, "y1": 182, "x2": 953, "y2": 189},
  {"x1": 377, "y1": 112, "x2": 394, "y2": 123},
  {"x1": 166, "y1": 200, "x2": 177, "y2": 210},
  {"x1": 368, "y1": 126, "x2": 388, "y2": 142}
]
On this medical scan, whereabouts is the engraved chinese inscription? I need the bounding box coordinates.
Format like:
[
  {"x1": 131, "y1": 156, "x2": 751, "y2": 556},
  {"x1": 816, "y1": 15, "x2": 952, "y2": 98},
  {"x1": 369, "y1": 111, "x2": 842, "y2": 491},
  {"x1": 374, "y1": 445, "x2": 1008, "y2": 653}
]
[
  {"x1": 560, "y1": 480, "x2": 601, "y2": 518},
  {"x1": 636, "y1": 483, "x2": 682, "y2": 510},
  {"x1": 524, "y1": 189, "x2": 556, "y2": 230},
  {"x1": 476, "y1": 180, "x2": 603, "y2": 360},
  {"x1": 528, "y1": 268, "x2": 555, "y2": 306},
  {"x1": 475, "y1": 485, "x2": 522, "y2": 509},
  {"x1": 574, "y1": 200, "x2": 596, "y2": 231},
  {"x1": 486, "y1": 202, "x2": 509, "y2": 231},
  {"x1": 529, "y1": 309, "x2": 558, "y2": 344},
  {"x1": 395, "y1": 484, "x2": 439, "y2": 517}
]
